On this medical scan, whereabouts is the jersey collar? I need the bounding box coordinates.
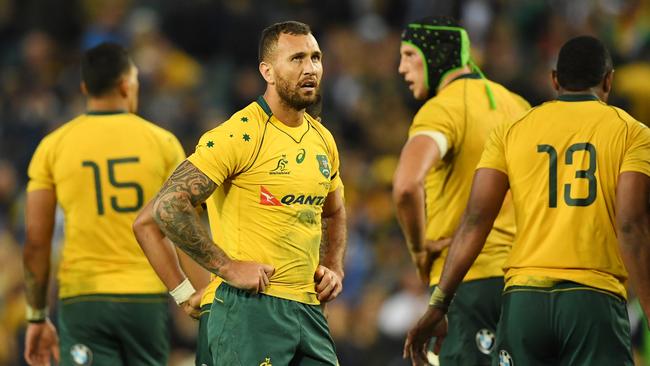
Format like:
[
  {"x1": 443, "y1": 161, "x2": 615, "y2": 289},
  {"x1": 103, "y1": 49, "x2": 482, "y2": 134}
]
[
  {"x1": 556, "y1": 94, "x2": 600, "y2": 102},
  {"x1": 450, "y1": 72, "x2": 481, "y2": 83},
  {"x1": 86, "y1": 110, "x2": 128, "y2": 115},
  {"x1": 256, "y1": 96, "x2": 273, "y2": 117}
]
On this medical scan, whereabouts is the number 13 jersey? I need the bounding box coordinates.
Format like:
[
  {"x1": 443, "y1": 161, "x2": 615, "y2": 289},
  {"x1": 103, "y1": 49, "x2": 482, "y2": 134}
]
[{"x1": 478, "y1": 94, "x2": 650, "y2": 298}]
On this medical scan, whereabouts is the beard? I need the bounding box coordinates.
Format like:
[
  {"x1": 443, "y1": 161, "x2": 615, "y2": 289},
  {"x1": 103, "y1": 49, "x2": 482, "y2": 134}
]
[{"x1": 276, "y1": 75, "x2": 320, "y2": 111}]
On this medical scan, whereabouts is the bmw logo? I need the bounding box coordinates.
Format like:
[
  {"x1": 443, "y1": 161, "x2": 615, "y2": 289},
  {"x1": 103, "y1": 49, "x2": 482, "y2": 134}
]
[
  {"x1": 475, "y1": 328, "x2": 496, "y2": 354},
  {"x1": 70, "y1": 344, "x2": 93, "y2": 366},
  {"x1": 498, "y1": 350, "x2": 514, "y2": 366}
]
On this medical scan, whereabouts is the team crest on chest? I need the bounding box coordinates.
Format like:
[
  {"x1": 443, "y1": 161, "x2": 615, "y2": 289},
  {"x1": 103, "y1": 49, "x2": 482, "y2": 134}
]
[{"x1": 316, "y1": 154, "x2": 330, "y2": 178}]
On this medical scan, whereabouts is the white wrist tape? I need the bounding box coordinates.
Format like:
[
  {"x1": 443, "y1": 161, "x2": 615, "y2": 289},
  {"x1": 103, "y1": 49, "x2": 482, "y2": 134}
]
[
  {"x1": 169, "y1": 278, "x2": 196, "y2": 305},
  {"x1": 26, "y1": 305, "x2": 48, "y2": 322}
]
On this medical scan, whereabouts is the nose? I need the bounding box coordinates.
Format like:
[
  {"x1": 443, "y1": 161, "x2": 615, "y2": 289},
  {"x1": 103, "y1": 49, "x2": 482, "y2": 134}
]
[
  {"x1": 303, "y1": 59, "x2": 317, "y2": 75},
  {"x1": 398, "y1": 56, "x2": 407, "y2": 75}
]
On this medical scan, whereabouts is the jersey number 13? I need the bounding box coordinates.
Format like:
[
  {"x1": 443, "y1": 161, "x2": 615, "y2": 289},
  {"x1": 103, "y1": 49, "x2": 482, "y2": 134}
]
[{"x1": 537, "y1": 143, "x2": 597, "y2": 207}]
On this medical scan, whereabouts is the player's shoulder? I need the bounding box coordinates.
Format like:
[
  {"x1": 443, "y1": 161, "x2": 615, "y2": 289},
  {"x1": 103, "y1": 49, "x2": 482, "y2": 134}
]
[
  {"x1": 483, "y1": 79, "x2": 531, "y2": 109},
  {"x1": 37, "y1": 114, "x2": 89, "y2": 148},
  {"x1": 306, "y1": 113, "x2": 336, "y2": 143},
  {"x1": 602, "y1": 103, "x2": 644, "y2": 127},
  {"x1": 228, "y1": 99, "x2": 270, "y2": 129},
  {"x1": 198, "y1": 100, "x2": 268, "y2": 144},
  {"x1": 416, "y1": 94, "x2": 456, "y2": 123}
]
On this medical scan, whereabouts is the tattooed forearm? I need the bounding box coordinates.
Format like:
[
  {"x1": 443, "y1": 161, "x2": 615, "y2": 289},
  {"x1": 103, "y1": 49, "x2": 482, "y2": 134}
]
[
  {"x1": 320, "y1": 199, "x2": 347, "y2": 275},
  {"x1": 320, "y1": 217, "x2": 329, "y2": 259},
  {"x1": 153, "y1": 160, "x2": 230, "y2": 275}
]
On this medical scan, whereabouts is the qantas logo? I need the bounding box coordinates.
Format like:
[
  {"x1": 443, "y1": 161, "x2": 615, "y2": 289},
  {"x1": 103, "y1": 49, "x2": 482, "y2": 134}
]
[
  {"x1": 259, "y1": 186, "x2": 325, "y2": 206},
  {"x1": 260, "y1": 186, "x2": 282, "y2": 206}
]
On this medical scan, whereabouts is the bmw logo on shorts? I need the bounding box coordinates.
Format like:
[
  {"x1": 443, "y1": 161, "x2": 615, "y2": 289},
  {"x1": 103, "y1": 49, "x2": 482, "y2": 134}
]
[
  {"x1": 475, "y1": 328, "x2": 495, "y2": 354},
  {"x1": 498, "y1": 350, "x2": 514, "y2": 366},
  {"x1": 70, "y1": 344, "x2": 93, "y2": 366}
]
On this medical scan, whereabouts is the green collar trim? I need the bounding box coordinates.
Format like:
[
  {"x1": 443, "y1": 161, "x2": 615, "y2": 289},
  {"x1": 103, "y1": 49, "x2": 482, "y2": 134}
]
[
  {"x1": 256, "y1": 96, "x2": 273, "y2": 116},
  {"x1": 86, "y1": 110, "x2": 128, "y2": 115},
  {"x1": 557, "y1": 94, "x2": 600, "y2": 102},
  {"x1": 451, "y1": 72, "x2": 481, "y2": 83}
]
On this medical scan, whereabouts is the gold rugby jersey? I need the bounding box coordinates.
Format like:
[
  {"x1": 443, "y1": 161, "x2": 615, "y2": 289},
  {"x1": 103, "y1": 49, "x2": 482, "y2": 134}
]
[
  {"x1": 478, "y1": 94, "x2": 650, "y2": 298},
  {"x1": 408, "y1": 74, "x2": 530, "y2": 286},
  {"x1": 27, "y1": 111, "x2": 185, "y2": 298},
  {"x1": 188, "y1": 97, "x2": 343, "y2": 305}
]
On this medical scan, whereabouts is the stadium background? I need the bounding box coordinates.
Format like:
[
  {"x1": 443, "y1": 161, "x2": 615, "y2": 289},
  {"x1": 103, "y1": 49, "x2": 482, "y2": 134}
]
[{"x1": 0, "y1": 0, "x2": 649, "y2": 365}]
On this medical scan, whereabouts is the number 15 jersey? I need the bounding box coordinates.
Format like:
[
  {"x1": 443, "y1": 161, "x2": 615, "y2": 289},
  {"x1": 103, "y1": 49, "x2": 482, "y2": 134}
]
[
  {"x1": 27, "y1": 111, "x2": 185, "y2": 298},
  {"x1": 478, "y1": 94, "x2": 650, "y2": 299}
]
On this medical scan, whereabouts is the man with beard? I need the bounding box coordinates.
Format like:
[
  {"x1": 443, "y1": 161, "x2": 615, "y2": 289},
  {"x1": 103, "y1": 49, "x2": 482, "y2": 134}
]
[{"x1": 138, "y1": 21, "x2": 346, "y2": 366}]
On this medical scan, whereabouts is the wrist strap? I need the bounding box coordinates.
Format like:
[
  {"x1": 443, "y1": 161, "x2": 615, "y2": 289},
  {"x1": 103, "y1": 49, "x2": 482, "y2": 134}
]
[
  {"x1": 429, "y1": 286, "x2": 454, "y2": 312},
  {"x1": 169, "y1": 278, "x2": 196, "y2": 305},
  {"x1": 26, "y1": 305, "x2": 48, "y2": 323}
]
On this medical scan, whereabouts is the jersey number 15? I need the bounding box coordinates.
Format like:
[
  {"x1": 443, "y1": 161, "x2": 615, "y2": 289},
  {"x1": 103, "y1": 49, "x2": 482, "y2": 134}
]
[
  {"x1": 82, "y1": 157, "x2": 144, "y2": 215},
  {"x1": 537, "y1": 143, "x2": 597, "y2": 207}
]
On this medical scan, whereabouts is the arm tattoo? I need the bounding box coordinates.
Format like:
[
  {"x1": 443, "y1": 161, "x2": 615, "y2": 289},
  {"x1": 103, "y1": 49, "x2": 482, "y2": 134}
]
[
  {"x1": 153, "y1": 160, "x2": 229, "y2": 275},
  {"x1": 320, "y1": 217, "x2": 329, "y2": 260},
  {"x1": 320, "y1": 206, "x2": 347, "y2": 273}
]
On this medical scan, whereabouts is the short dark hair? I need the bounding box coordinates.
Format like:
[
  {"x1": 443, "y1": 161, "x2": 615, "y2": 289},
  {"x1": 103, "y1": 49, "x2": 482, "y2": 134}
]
[
  {"x1": 556, "y1": 36, "x2": 612, "y2": 91},
  {"x1": 81, "y1": 42, "x2": 132, "y2": 96},
  {"x1": 258, "y1": 21, "x2": 311, "y2": 62}
]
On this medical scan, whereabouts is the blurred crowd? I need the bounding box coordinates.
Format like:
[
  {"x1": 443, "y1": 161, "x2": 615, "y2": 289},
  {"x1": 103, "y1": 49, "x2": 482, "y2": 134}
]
[{"x1": 1, "y1": 0, "x2": 650, "y2": 365}]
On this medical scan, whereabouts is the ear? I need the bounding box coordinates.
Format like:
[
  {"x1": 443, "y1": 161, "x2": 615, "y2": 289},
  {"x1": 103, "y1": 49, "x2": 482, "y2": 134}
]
[
  {"x1": 80, "y1": 82, "x2": 88, "y2": 96},
  {"x1": 117, "y1": 76, "x2": 129, "y2": 98},
  {"x1": 259, "y1": 61, "x2": 275, "y2": 84},
  {"x1": 551, "y1": 70, "x2": 560, "y2": 91},
  {"x1": 602, "y1": 70, "x2": 614, "y2": 94}
]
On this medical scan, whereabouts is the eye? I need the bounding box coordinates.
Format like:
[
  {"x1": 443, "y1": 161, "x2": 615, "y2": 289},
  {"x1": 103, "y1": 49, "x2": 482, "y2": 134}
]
[
  {"x1": 292, "y1": 56, "x2": 302, "y2": 62},
  {"x1": 311, "y1": 54, "x2": 321, "y2": 62}
]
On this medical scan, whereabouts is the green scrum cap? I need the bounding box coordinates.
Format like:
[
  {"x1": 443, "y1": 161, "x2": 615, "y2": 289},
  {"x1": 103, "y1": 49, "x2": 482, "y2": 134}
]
[{"x1": 401, "y1": 16, "x2": 496, "y2": 109}]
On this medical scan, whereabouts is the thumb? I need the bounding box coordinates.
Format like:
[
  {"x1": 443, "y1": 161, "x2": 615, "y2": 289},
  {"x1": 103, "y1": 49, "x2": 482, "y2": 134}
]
[
  {"x1": 261, "y1": 264, "x2": 275, "y2": 277},
  {"x1": 314, "y1": 265, "x2": 326, "y2": 281}
]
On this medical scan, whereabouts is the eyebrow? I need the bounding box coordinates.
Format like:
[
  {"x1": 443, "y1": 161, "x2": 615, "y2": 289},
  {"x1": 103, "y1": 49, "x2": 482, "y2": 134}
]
[{"x1": 289, "y1": 50, "x2": 322, "y2": 59}]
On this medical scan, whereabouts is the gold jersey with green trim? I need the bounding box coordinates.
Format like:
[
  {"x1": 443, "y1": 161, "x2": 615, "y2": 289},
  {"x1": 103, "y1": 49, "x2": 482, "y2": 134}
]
[
  {"x1": 408, "y1": 74, "x2": 530, "y2": 286},
  {"x1": 188, "y1": 97, "x2": 343, "y2": 305},
  {"x1": 27, "y1": 111, "x2": 186, "y2": 298},
  {"x1": 478, "y1": 94, "x2": 650, "y2": 299}
]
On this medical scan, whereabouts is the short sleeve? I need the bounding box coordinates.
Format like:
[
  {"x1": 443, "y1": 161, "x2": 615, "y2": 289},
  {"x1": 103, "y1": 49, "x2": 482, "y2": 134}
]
[
  {"x1": 187, "y1": 120, "x2": 257, "y2": 185},
  {"x1": 477, "y1": 121, "x2": 508, "y2": 174},
  {"x1": 328, "y1": 134, "x2": 343, "y2": 193},
  {"x1": 620, "y1": 122, "x2": 650, "y2": 177},
  {"x1": 27, "y1": 136, "x2": 55, "y2": 192},
  {"x1": 408, "y1": 101, "x2": 459, "y2": 153}
]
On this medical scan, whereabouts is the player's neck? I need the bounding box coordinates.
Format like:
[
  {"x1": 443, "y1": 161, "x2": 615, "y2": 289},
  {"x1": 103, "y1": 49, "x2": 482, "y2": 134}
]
[
  {"x1": 437, "y1": 65, "x2": 473, "y2": 92},
  {"x1": 263, "y1": 89, "x2": 304, "y2": 127},
  {"x1": 86, "y1": 96, "x2": 130, "y2": 114}
]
